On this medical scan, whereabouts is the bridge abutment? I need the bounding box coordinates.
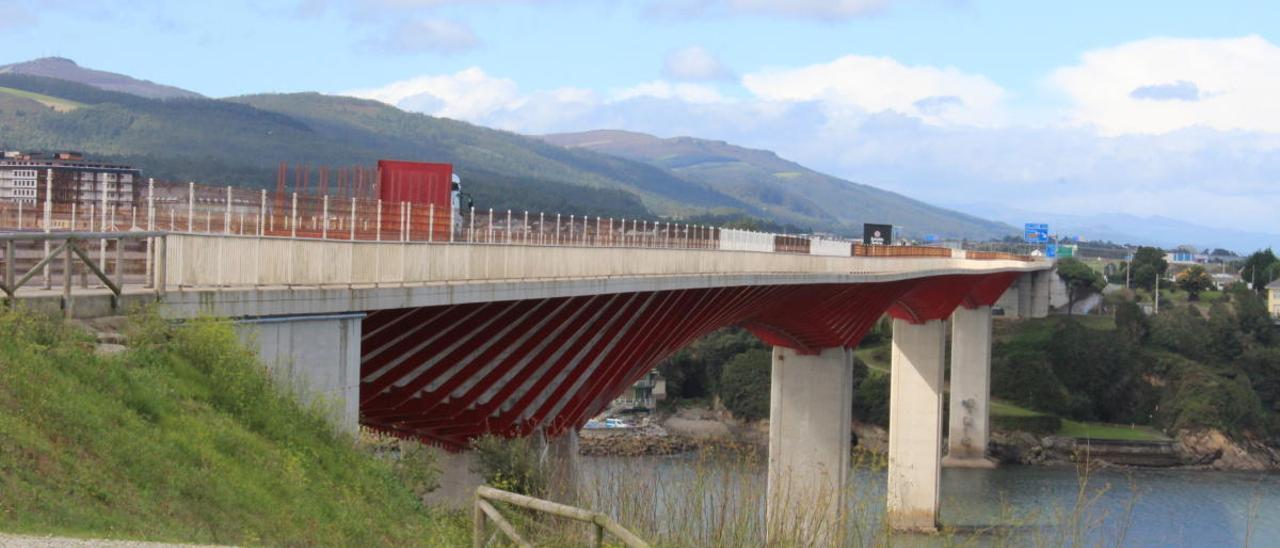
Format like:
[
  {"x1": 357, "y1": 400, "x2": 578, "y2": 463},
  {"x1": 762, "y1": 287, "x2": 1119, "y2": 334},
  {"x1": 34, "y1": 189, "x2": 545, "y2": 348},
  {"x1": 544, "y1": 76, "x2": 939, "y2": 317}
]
[
  {"x1": 887, "y1": 318, "x2": 946, "y2": 532},
  {"x1": 766, "y1": 346, "x2": 854, "y2": 545},
  {"x1": 237, "y1": 313, "x2": 364, "y2": 433},
  {"x1": 943, "y1": 305, "x2": 996, "y2": 469}
]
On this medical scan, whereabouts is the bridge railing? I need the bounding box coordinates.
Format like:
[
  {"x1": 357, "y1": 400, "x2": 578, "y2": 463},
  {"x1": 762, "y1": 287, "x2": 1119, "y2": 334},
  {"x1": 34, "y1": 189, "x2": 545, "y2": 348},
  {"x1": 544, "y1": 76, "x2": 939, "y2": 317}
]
[
  {"x1": 473, "y1": 485, "x2": 649, "y2": 548},
  {"x1": 0, "y1": 175, "x2": 1035, "y2": 271},
  {"x1": 0, "y1": 231, "x2": 167, "y2": 315}
]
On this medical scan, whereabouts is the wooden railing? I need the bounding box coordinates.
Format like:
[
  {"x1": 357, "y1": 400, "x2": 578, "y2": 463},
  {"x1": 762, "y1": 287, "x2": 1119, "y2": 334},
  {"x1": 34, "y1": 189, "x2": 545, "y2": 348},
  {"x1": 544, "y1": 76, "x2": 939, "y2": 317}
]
[
  {"x1": 473, "y1": 485, "x2": 649, "y2": 548},
  {"x1": 0, "y1": 231, "x2": 167, "y2": 316}
]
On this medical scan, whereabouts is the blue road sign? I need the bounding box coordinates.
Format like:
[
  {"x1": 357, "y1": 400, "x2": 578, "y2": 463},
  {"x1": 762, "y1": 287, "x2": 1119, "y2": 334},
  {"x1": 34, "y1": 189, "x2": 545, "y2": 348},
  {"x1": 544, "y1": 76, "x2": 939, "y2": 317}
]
[
  {"x1": 1024, "y1": 223, "x2": 1049, "y2": 244},
  {"x1": 1046, "y1": 244, "x2": 1057, "y2": 258}
]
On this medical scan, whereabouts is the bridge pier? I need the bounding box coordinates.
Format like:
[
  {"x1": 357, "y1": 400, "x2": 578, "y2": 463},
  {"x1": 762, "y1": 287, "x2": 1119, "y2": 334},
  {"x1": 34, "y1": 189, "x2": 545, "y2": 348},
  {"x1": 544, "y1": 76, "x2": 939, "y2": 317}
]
[
  {"x1": 766, "y1": 346, "x2": 854, "y2": 545},
  {"x1": 943, "y1": 305, "x2": 996, "y2": 469},
  {"x1": 1030, "y1": 270, "x2": 1053, "y2": 317},
  {"x1": 886, "y1": 318, "x2": 946, "y2": 532},
  {"x1": 237, "y1": 313, "x2": 364, "y2": 433}
]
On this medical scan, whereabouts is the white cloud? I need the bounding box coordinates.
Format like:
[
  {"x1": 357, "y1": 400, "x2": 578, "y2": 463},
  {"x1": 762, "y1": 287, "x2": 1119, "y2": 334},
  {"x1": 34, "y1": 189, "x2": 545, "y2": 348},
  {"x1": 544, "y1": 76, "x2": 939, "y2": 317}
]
[
  {"x1": 663, "y1": 46, "x2": 732, "y2": 81},
  {"x1": 346, "y1": 48, "x2": 1280, "y2": 238},
  {"x1": 741, "y1": 54, "x2": 1007, "y2": 126},
  {"x1": 1049, "y1": 35, "x2": 1280, "y2": 135},
  {"x1": 349, "y1": 67, "x2": 522, "y2": 120},
  {"x1": 613, "y1": 80, "x2": 726, "y2": 104}
]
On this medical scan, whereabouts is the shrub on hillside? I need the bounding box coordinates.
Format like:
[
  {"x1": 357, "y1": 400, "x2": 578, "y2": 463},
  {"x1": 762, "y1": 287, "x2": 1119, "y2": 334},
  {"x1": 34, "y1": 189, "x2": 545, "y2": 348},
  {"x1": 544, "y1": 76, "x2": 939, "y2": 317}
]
[
  {"x1": 718, "y1": 349, "x2": 772, "y2": 421},
  {"x1": 470, "y1": 434, "x2": 548, "y2": 497},
  {"x1": 1158, "y1": 357, "x2": 1268, "y2": 435}
]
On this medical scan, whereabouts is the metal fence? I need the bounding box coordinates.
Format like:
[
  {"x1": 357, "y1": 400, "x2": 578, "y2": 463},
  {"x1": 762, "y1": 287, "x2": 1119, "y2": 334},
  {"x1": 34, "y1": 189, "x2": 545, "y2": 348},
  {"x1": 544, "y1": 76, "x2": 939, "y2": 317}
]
[{"x1": 0, "y1": 177, "x2": 1038, "y2": 261}]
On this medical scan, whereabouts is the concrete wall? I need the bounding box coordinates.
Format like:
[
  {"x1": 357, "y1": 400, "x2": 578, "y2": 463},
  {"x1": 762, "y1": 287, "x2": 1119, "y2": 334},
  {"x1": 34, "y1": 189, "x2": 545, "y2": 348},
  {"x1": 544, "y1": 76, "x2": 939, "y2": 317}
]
[
  {"x1": 237, "y1": 313, "x2": 363, "y2": 433},
  {"x1": 164, "y1": 233, "x2": 1047, "y2": 289}
]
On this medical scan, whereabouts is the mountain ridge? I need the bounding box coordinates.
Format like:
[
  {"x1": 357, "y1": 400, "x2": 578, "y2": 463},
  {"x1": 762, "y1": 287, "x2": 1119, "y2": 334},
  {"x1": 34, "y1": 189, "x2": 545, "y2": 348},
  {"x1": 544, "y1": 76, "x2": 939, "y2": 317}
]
[
  {"x1": 0, "y1": 58, "x2": 1010, "y2": 240},
  {"x1": 541, "y1": 129, "x2": 1012, "y2": 239},
  {"x1": 0, "y1": 57, "x2": 203, "y2": 100}
]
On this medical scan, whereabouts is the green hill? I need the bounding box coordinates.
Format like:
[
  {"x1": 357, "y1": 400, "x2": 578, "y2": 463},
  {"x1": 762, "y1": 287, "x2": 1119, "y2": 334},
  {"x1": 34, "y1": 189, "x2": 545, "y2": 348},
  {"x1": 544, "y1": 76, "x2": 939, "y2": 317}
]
[
  {"x1": 0, "y1": 311, "x2": 467, "y2": 545},
  {"x1": 0, "y1": 66, "x2": 1012, "y2": 238},
  {"x1": 542, "y1": 130, "x2": 1013, "y2": 239}
]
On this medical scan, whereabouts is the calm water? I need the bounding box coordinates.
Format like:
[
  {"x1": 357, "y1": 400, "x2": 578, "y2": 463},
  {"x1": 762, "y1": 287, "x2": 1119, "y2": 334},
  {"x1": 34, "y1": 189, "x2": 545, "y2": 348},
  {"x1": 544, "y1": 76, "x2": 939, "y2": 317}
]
[{"x1": 581, "y1": 453, "x2": 1280, "y2": 546}]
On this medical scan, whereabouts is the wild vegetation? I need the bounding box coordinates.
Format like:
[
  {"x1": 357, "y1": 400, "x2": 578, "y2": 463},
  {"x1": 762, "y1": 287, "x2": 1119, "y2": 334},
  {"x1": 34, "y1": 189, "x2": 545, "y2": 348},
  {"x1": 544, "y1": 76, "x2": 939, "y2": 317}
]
[
  {"x1": 0, "y1": 309, "x2": 468, "y2": 545},
  {"x1": 992, "y1": 284, "x2": 1280, "y2": 440}
]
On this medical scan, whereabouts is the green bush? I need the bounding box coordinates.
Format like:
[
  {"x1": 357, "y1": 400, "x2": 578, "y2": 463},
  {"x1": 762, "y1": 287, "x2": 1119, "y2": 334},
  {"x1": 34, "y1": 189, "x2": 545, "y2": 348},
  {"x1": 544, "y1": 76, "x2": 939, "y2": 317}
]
[
  {"x1": 992, "y1": 414, "x2": 1063, "y2": 436},
  {"x1": 852, "y1": 374, "x2": 890, "y2": 427},
  {"x1": 470, "y1": 434, "x2": 548, "y2": 497},
  {"x1": 718, "y1": 349, "x2": 772, "y2": 421}
]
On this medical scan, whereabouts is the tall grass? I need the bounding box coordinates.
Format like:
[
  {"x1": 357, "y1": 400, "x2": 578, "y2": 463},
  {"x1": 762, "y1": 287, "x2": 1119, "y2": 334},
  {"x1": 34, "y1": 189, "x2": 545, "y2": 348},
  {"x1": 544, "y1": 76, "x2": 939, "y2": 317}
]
[
  {"x1": 534, "y1": 445, "x2": 1145, "y2": 547},
  {"x1": 0, "y1": 309, "x2": 469, "y2": 546}
]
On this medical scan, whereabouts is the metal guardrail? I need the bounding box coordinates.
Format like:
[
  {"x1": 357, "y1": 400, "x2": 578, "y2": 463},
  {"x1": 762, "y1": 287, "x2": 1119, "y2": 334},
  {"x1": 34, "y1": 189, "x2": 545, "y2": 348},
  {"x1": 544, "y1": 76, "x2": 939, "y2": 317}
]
[
  {"x1": 0, "y1": 231, "x2": 167, "y2": 316},
  {"x1": 473, "y1": 485, "x2": 649, "y2": 548}
]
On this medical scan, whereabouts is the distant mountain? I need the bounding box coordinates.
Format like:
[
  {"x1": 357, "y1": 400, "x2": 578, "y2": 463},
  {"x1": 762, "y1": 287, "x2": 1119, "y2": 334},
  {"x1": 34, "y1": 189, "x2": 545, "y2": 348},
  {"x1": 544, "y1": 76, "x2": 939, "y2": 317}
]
[
  {"x1": 541, "y1": 130, "x2": 1012, "y2": 239},
  {"x1": 0, "y1": 57, "x2": 202, "y2": 100},
  {"x1": 955, "y1": 202, "x2": 1280, "y2": 253},
  {"x1": 0, "y1": 59, "x2": 1011, "y2": 239}
]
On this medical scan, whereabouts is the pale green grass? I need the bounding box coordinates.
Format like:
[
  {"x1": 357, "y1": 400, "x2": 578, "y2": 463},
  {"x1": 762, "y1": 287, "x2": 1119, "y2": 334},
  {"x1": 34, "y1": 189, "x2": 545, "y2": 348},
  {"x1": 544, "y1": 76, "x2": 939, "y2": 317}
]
[
  {"x1": 0, "y1": 86, "x2": 85, "y2": 111},
  {"x1": 1059, "y1": 420, "x2": 1169, "y2": 442}
]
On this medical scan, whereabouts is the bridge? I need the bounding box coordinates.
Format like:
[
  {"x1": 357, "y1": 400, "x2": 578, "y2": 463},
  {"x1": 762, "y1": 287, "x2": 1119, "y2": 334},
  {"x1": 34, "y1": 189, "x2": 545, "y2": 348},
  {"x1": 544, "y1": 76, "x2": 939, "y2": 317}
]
[{"x1": 0, "y1": 183, "x2": 1053, "y2": 540}]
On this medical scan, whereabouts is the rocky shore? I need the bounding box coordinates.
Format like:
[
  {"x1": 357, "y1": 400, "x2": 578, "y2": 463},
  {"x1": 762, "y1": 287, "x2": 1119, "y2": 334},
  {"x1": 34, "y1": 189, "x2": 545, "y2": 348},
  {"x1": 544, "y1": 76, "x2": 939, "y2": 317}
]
[{"x1": 582, "y1": 407, "x2": 1280, "y2": 472}]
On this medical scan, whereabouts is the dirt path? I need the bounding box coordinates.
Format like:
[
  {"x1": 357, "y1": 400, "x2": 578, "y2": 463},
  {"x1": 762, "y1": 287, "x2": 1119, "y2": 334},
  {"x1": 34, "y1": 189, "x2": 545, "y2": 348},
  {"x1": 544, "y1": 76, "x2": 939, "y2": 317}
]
[{"x1": 0, "y1": 533, "x2": 223, "y2": 547}]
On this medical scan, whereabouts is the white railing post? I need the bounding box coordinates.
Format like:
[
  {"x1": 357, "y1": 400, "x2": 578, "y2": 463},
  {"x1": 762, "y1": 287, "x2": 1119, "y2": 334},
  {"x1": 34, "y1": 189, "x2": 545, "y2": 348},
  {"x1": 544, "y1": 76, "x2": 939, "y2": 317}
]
[
  {"x1": 291, "y1": 192, "x2": 298, "y2": 238},
  {"x1": 350, "y1": 197, "x2": 357, "y2": 240},
  {"x1": 523, "y1": 211, "x2": 529, "y2": 244},
  {"x1": 506, "y1": 210, "x2": 512, "y2": 243},
  {"x1": 487, "y1": 208, "x2": 494, "y2": 243},
  {"x1": 376, "y1": 199, "x2": 383, "y2": 241},
  {"x1": 569, "y1": 214, "x2": 575, "y2": 245},
  {"x1": 259, "y1": 190, "x2": 266, "y2": 237},
  {"x1": 469, "y1": 206, "x2": 476, "y2": 243},
  {"x1": 608, "y1": 218, "x2": 613, "y2": 246},
  {"x1": 188, "y1": 182, "x2": 195, "y2": 233},
  {"x1": 406, "y1": 202, "x2": 413, "y2": 241},
  {"x1": 555, "y1": 213, "x2": 561, "y2": 244},
  {"x1": 538, "y1": 212, "x2": 544, "y2": 245},
  {"x1": 428, "y1": 203, "x2": 435, "y2": 243},
  {"x1": 620, "y1": 218, "x2": 626, "y2": 246},
  {"x1": 16, "y1": 201, "x2": 21, "y2": 230},
  {"x1": 322, "y1": 195, "x2": 330, "y2": 239},
  {"x1": 224, "y1": 186, "x2": 232, "y2": 235}
]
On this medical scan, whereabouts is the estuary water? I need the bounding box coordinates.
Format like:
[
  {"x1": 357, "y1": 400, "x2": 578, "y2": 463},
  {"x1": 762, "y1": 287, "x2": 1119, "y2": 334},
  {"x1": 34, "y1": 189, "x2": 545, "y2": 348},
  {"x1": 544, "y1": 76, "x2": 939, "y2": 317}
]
[{"x1": 580, "y1": 453, "x2": 1280, "y2": 546}]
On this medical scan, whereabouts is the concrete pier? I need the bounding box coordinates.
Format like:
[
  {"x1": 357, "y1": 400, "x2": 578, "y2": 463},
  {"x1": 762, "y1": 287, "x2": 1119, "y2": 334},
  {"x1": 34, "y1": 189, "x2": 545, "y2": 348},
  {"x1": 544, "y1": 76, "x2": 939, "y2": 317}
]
[
  {"x1": 766, "y1": 346, "x2": 855, "y2": 545},
  {"x1": 943, "y1": 306, "x2": 996, "y2": 469},
  {"x1": 1031, "y1": 270, "x2": 1053, "y2": 317},
  {"x1": 887, "y1": 318, "x2": 946, "y2": 532},
  {"x1": 238, "y1": 313, "x2": 364, "y2": 433}
]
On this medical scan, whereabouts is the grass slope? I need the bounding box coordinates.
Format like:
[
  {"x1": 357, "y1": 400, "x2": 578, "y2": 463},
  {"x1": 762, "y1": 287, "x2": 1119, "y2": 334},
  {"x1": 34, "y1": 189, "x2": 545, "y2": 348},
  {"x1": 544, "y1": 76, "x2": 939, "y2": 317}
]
[
  {"x1": 0, "y1": 311, "x2": 467, "y2": 546},
  {"x1": 0, "y1": 86, "x2": 84, "y2": 112}
]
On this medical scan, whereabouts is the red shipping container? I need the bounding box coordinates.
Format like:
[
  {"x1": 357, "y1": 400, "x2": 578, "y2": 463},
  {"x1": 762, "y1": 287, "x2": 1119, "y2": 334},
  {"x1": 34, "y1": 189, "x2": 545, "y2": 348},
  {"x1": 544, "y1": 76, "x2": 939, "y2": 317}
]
[
  {"x1": 377, "y1": 160, "x2": 455, "y2": 241},
  {"x1": 377, "y1": 160, "x2": 453, "y2": 207}
]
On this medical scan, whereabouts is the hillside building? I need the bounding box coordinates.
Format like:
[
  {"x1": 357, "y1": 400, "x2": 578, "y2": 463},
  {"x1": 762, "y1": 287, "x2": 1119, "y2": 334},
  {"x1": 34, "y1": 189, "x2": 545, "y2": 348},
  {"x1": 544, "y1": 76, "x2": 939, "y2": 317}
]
[
  {"x1": 1268, "y1": 279, "x2": 1280, "y2": 318},
  {"x1": 0, "y1": 151, "x2": 141, "y2": 209}
]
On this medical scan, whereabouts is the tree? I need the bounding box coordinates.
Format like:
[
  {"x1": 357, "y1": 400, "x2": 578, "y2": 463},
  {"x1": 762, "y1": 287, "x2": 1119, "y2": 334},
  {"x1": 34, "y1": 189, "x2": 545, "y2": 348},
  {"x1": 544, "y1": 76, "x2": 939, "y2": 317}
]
[
  {"x1": 1240, "y1": 249, "x2": 1278, "y2": 293},
  {"x1": 1055, "y1": 257, "x2": 1105, "y2": 315},
  {"x1": 718, "y1": 349, "x2": 772, "y2": 421},
  {"x1": 1115, "y1": 300, "x2": 1149, "y2": 344},
  {"x1": 1207, "y1": 302, "x2": 1244, "y2": 363},
  {"x1": 1130, "y1": 246, "x2": 1168, "y2": 291},
  {"x1": 1174, "y1": 265, "x2": 1215, "y2": 301}
]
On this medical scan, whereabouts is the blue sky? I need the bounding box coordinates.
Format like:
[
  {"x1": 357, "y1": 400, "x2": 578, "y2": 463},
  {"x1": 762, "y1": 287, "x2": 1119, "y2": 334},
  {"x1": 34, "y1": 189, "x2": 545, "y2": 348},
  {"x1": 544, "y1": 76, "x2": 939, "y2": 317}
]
[{"x1": 4, "y1": 0, "x2": 1280, "y2": 241}]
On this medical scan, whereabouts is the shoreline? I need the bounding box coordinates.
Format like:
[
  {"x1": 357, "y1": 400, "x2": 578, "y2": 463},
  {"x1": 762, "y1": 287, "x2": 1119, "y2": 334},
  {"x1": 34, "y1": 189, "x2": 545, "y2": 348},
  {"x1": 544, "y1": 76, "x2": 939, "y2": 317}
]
[{"x1": 581, "y1": 408, "x2": 1280, "y2": 472}]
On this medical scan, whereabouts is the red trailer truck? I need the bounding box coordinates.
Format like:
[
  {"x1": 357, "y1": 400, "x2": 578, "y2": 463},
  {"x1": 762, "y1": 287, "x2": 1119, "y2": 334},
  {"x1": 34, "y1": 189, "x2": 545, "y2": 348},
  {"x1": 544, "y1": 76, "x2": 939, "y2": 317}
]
[{"x1": 377, "y1": 160, "x2": 466, "y2": 240}]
